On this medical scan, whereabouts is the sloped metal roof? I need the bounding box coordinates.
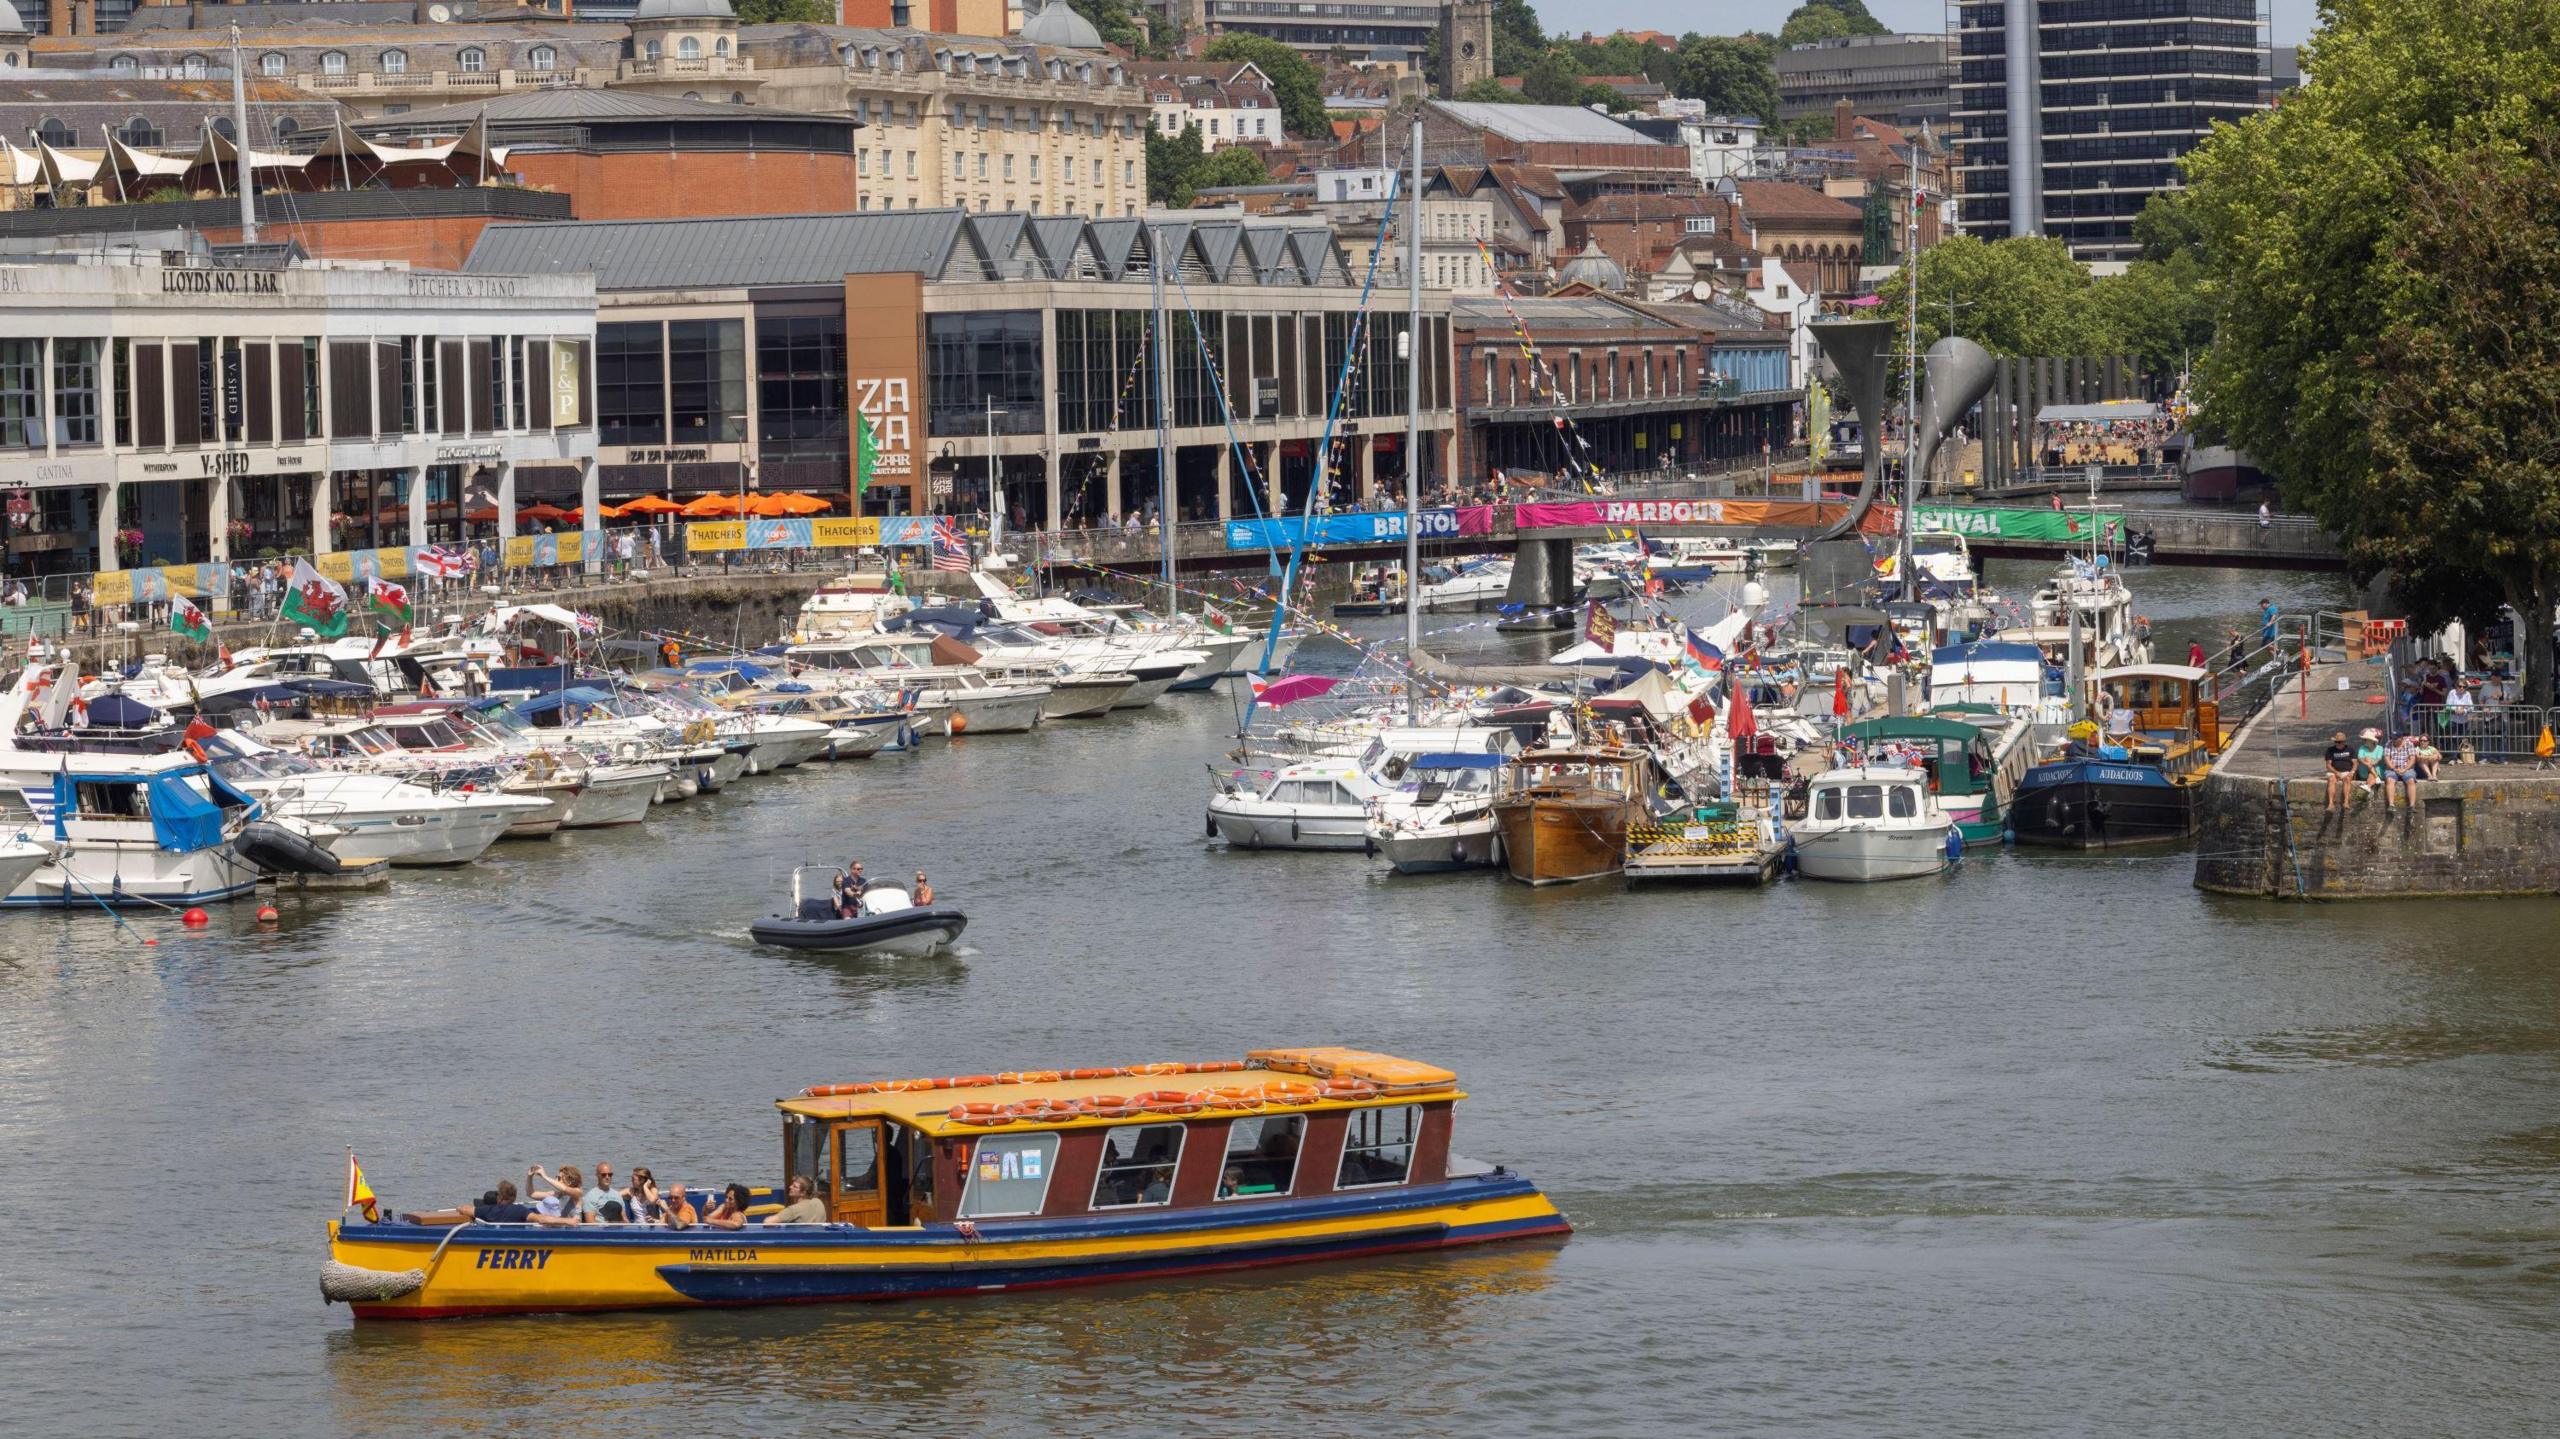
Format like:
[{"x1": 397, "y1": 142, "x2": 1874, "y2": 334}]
[
  {"x1": 1428, "y1": 101, "x2": 1663, "y2": 147},
  {"x1": 465, "y1": 210, "x2": 975, "y2": 290},
  {"x1": 362, "y1": 88, "x2": 847, "y2": 131},
  {"x1": 1025, "y1": 216, "x2": 1084, "y2": 278}
]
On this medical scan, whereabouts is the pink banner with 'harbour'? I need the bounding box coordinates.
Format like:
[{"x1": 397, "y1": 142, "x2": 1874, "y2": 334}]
[{"x1": 1513, "y1": 498, "x2": 1897, "y2": 533}]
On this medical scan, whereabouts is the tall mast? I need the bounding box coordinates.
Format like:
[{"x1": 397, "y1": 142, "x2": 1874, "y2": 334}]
[
  {"x1": 1896, "y1": 132, "x2": 1918, "y2": 605},
  {"x1": 1402, "y1": 88, "x2": 1423, "y2": 722},
  {"x1": 1150, "y1": 221, "x2": 1174, "y2": 606},
  {"x1": 230, "y1": 25, "x2": 256, "y2": 242}
]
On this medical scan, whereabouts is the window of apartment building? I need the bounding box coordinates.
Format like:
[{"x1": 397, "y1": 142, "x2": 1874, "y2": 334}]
[
  {"x1": 320, "y1": 51, "x2": 346, "y2": 75},
  {"x1": 1003, "y1": 153, "x2": 1014, "y2": 180},
  {"x1": 1255, "y1": 117, "x2": 1267, "y2": 137},
  {"x1": 118, "y1": 117, "x2": 160, "y2": 148},
  {"x1": 596, "y1": 321, "x2": 666, "y2": 447},
  {"x1": 528, "y1": 44, "x2": 555, "y2": 71},
  {"x1": 679, "y1": 36, "x2": 703, "y2": 60},
  {"x1": 458, "y1": 47, "x2": 486, "y2": 73},
  {"x1": 857, "y1": 150, "x2": 868, "y2": 177},
  {"x1": 1208, "y1": 118, "x2": 1219, "y2": 137},
  {"x1": 181, "y1": 55, "x2": 207, "y2": 78},
  {"x1": 1123, "y1": 159, "x2": 1133, "y2": 186},
  {"x1": 1091, "y1": 158, "x2": 1101, "y2": 185},
  {"x1": 259, "y1": 52, "x2": 284, "y2": 77},
  {"x1": 906, "y1": 150, "x2": 917, "y2": 177},
  {"x1": 1030, "y1": 154, "x2": 1040, "y2": 181},
  {"x1": 668, "y1": 319, "x2": 746, "y2": 444},
  {"x1": 755, "y1": 312, "x2": 847, "y2": 460},
  {"x1": 0, "y1": 340, "x2": 39, "y2": 449},
  {"x1": 976, "y1": 152, "x2": 987, "y2": 179},
  {"x1": 380, "y1": 48, "x2": 406, "y2": 74}
]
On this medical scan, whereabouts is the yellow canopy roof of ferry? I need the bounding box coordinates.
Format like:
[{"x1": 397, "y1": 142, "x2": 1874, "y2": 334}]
[{"x1": 778, "y1": 1052, "x2": 1463, "y2": 1135}]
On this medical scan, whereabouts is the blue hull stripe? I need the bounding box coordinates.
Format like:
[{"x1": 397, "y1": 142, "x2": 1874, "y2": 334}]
[
  {"x1": 653, "y1": 1213, "x2": 1565, "y2": 1304},
  {"x1": 2, "y1": 880, "x2": 259, "y2": 909}
]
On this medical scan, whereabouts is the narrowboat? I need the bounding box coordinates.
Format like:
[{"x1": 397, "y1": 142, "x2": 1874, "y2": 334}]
[
  {"x1": 2010, "y1": 664, "x2": 2221, "y2": 849},
  {"x1": 321, "y1": 1048, "x2": 1571, "y2": 1320}
]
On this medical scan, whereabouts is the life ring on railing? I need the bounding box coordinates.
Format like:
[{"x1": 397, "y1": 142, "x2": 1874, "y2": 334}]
[{"x1": 185, "y1": 739, "x2": 209, "y2": 763}]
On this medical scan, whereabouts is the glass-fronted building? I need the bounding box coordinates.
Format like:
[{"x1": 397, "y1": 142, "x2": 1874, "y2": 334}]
[{"x1": 1951, "y1": 0, "x2": 2269, "y2": 261}]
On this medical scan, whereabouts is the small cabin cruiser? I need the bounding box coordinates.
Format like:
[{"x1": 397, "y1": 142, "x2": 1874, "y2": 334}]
[
  {"x1": 1789, "y1": 766, "x2": 1959, "y2": 882},
  {"x1": 2010, "y1": 664, "x2": 2221, "y2": 849},
  {"x1": 1364, "y1": 752, "x2": 1505, "y2": 873},
  {"x1": 750, "y1": 866, "x2": 967, "y2": 956},
  {"x1": 1207, "y1": 728, "x2": 1518, "y2": 852}
]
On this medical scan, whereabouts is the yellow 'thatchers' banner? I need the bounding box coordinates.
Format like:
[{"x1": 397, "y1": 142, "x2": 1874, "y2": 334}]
[
  {"x1": 686, "y1": 517, "x2": 881, "y2": 552},
  {"x1": 501, "y1": 532, "x2": 586, "y2": 568}
]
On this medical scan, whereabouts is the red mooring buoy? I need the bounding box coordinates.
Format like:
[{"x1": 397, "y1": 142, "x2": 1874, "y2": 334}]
[
  {"x1": 182, "y1": 908, "x2": 210, "y2": 926},
  {"x1": 257, "y1": 905, "x2": 280, "y2": 923}
]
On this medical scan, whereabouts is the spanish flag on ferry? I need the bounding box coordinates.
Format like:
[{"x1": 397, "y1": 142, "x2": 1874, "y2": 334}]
[{"x1": 346, "y1": 1150, "x2": 379, "y2": 1223}]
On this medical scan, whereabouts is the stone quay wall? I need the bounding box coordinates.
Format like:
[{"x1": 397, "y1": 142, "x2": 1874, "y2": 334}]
[{"x1": 2196, "y1": 770, "x2": 2560, "y2": 899}]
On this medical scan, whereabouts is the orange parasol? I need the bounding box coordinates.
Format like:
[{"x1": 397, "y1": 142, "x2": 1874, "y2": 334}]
[
  {"x1": 745, "y1": 491, "x2": 833, "y2": 516},
  {"x1": 679, "y1": 493, "x2": 747, "y2": 517},
  {"x1": 619, "y1": 494, "x2": 684, "y2": 514},
  {"x1": 518, "y1": 502, "x2": 575, "y2": 522},
  {"x1": 568, "y1": 502, "x2": 628, "y2": 522}
]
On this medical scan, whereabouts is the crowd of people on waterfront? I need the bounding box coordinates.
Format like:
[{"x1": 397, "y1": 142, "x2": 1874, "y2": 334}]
[
  {"x1": 400, "y1": 1165, "x2": 833, "y2": 1230},
  {"x1": 2322, "y1": 726, "x2": 2440, "y2": 811},
  {"x1": 2039, "y1": 415, "x2": 2179, "y2": 468}
]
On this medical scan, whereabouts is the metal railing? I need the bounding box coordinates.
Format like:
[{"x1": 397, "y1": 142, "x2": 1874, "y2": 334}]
[{"x1": 2405, "y1": 702, "x2": 2551, "y2": 762}]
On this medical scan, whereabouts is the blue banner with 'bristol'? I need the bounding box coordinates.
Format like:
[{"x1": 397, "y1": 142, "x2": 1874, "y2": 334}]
[{"x1": 1224, "y1": 508, "x2": 1473, "y2": 551}]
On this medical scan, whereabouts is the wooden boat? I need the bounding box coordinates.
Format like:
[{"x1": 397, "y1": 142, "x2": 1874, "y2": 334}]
[
  {"x1": 321, "y1": 1048, "x2": 1570, "y2": 1320},
  {"x1": 2010, "y1": 664, "x2": 2222, "y2": 849},
  {"x1": 1490, "y1": 744, "x2": 1655, "y2": 886}
]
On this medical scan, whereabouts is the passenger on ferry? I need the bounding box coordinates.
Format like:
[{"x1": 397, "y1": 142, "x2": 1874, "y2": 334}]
[
  {"x1": 404, "y1": 1180, "x2": 534, "y2": 1226},
  {"x1": 764, "y1": 1176, "x2": 828, "y2": 1225},
  {"x1": 659, "y1": 1182, "x2": 700, "y2": 1230},
  {"x1": 627, "y1": 1168, "x2": 662, "y2": 1223},
  {"x1": 579, "y1": 1163, "x2": 623, "y2": 1220},
  {"x1": 702, "y1": 1183, "x2": 753, "y2": 1230},
  {"x1": 528, "y1": 1164, "x2": 587, "y2": 1217}
]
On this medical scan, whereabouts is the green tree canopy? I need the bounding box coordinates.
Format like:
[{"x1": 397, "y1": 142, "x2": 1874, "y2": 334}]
[
  {"x1": 1670, "y1": 34, "x2": 1778, "y2": 121},
  {"x1": 1489, "y1": 0, "x2": 1548, "y2": 77},
  {"x1": 2181, "y1": 0, "x2": 2560, "y2": 698},
  {"x1": 1194, "y1": 142, "x2": 1275, "y2": 192},
  {"x1": 734, "y1": 0, "x2": 831, "y2": 22},
  {"x1": 1456, "y1": 77, "x2": 1517, "y2": 103},
  {"x1": 1519, "y1": 48, "x2": 1585, "y2": 105},
  {"x1": 1778, "y1": 6, "x2": 1859, "y2": 47},
  {"x1": 1145, "y1": 122, "x2": 1206, "y2": 207},
  {"x1": 1782, "y1": 0, "x2": 1887, "y2": 37},
  {"x1": 1204, "y1": 34, "x2": 1329, "y2": 139}
]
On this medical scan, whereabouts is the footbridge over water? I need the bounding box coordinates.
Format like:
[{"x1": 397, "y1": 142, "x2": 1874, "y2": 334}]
[{"x1": 1031, "y1": 495, "x2": 2345, "y2": 590}]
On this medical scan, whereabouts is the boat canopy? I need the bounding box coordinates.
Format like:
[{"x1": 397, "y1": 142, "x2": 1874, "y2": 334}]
[
  {"x1": 52, "y1": 768, "x2": 229, "y2": 851},
  {"x1": 83, "y1": 693, "x2": 164, "y2": 728},
  {"x1": 1841, "y1": 716, "x2": 1994, "y2": 746},
  {"x1": 487, "y1": 665, "x2": 579, "y2": 695},
  {"x1": 2093, "y1": 664, "x2": 2209, "y2": 684},
  {"x1": 512, "y1": 685, "x2": 617, "y2": 718},
  {"x1": 1409, "y1": 752, "x2": 1503, "y2": 771},
  {"x1": 1932, "y1": 641, "x2": 2046, "y2": 670}
]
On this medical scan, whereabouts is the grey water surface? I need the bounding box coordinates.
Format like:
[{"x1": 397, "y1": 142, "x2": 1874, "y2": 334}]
[{"x1": 3, "y1": 560, "x2": 2553, "y2": 1438}]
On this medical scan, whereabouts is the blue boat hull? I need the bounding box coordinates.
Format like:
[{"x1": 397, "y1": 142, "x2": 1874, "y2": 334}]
[{"x1": 2010, "y1": 759, "x2": 2196, "y2": 849}]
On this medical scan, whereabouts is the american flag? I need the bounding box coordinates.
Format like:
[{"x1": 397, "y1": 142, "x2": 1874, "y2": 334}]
[{"x1": 930, "y1": 516, "x2": 971, "y2": 571}]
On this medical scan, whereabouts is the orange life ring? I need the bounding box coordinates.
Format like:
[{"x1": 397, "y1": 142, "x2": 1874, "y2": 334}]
[
  {"x1": 184, "y1": 739, "x2": 209, "y2": 762},
  {"x1": 1004, "y1": 1098, "x2": 1071, "y2": 1120},
  {"x1": 1320, "y1": 1079, "x2": 1379, "y2": 1101},
  {"x1": 947, "y1": 1102, "x2": 1014, "y2": 1125},
  {"x1": 1260, "y1": 1082, "x2": 1320, "y2": 1105},
  {"x1": 1208, "y1": 1086, "x2": 1267, "y2": 1110},
  {"x1": 1079, "y1": 1095, "x2": 1138, "y2": 1118},
  {"x1": 1133, "y1": 1062, "x2": 1186, "y2": 1077},
  {"x1": 997, "y1": 1070, "x2": 1062, "y2": 1085},
  {"x1": 1133, "y1": 1090, "x2": 1203, "y2": 1115},
  {"x1": 1064, "y1": 1067, "x2": 1122, "y2": 1081}
]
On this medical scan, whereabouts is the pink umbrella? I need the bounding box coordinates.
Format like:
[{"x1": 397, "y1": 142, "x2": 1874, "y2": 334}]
[{"x1": 1251, "y1": 674, "x2": 1340, "y2": 708}]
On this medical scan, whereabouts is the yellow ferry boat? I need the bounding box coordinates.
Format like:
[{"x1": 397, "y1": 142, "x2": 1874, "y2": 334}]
[{"x1": 323, "y1": 1048, "x2": 1571, "y2": 1320}]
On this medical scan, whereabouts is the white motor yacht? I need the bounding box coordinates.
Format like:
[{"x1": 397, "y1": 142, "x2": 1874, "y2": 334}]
[
  {"x1": 0, "y1": 832, "x2": 62, "y2": 898},
  {"x1": 1208, "y1": 727, "x2": 1519, "y2": 851},
  {"x1": 1789, "y1": 766, "x2": 1958, "y2": 882},
  {"x1": 1362, "y1": 752, "x2": 1507, "y2": 873},
  {"x1": 197, "y1": 731, "x2": 548, "y2": 866},
  {"x1": 1418, "y1": 558, "x2": 1513, "y2": 613},
  {"x1": 781, "y1": 635, "x2": 1050, "y2": 735}
]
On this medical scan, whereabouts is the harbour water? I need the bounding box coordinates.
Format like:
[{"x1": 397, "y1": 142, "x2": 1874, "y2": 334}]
[{"x1": 4, "y1": 561, "x2": 2555, "y2": 1436}]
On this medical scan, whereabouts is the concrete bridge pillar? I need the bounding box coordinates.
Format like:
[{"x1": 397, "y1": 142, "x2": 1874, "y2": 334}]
[{"x1": 1495, "y1": 535, "x2": 1575, "y2": 631}]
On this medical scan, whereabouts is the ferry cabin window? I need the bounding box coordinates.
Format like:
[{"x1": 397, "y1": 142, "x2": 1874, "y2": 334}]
[
  {"x1": 1220, "y1": 1115, "x2": 1303, "y2": 1199},
  {"x1": 786, "y1": 1117, "x2": 823, "y2": 1190},
  {"x1": 1091, "y1": 1123, "x2": 1184, "y2": 1209},
  {"x1": 1336, "y1": 1104, "x2": 1421, "y2": 1189},
  {"x1": 1814, "y1": 787, "x2": 1843, "y2": 821},
  {"x1": 1845, "y1": 785, "x2": 1884, "y2": 820},
  {"x1": 957, "y1": 1133, "x2": 1059, "y2": 1219},
  {"x1": 838, "y1": 1126, "x2": 880, "y2": 1195},
  {"x1": 1888, "y1": 785, "x2": 1917, "y2": 819}
]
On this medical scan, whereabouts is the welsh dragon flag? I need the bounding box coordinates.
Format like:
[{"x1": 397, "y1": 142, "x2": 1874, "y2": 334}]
[
  {"x1": 366, "y1": 574, "x2": 411, "y2": 626},
  {"x1": 170, "y1": 594, "x2": 212, "y2": 643},
  {"x1": 279, "y1": 558, "x2": 351, "y2": 639}
]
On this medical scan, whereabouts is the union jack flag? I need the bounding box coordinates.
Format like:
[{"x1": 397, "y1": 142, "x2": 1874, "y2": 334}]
[{"x1": 930, "y1": 517, "x2": 971, "y2": 571}]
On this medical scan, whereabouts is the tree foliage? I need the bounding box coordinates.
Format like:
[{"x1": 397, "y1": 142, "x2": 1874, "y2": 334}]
[
  {"x1": 1777, "y1": 6, "x2": 1859, "y2": 47},
  {"x1": 2180, "y1": 0, "x2": 2560, "y2": 696},
  {"x1": 1519, "y1": 48, "x2": 1585, "y2": 105},
  {"x1": 1456, "y1": 77, "x2": 1517, "y2": 103},
  {"x1": 1147, "y1": 123, "x2": 1277, "y2": 207},
  {"x1": 1787, "y1": 0, "x2": 1886, "y2": 32},
  {"x1": 734, "y1": 0, "x2": 831, "y2": 22},
  {"x1": 1063, "y1": 0, "x2": 1144, "y2": 52},
  {"x1": 1204, "y1": 34, "x2": 1329, "y2": 139},
  {"x1": 1669, "y1": 34, "x2": 1779, "y2": 122},
  {"x1": 1489, "y1": 0, "x2": 1548, "y2": 78}
]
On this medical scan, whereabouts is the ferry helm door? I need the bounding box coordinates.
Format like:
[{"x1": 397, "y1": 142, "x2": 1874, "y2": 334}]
[{"x1": 829, "y1": 1119, "x2": 888, "y2": 1228}]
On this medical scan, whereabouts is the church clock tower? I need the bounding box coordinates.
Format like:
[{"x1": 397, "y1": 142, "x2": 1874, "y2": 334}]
[{"x1": 1441, "y1": 0, "x2": 1492, "y2": 93}]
